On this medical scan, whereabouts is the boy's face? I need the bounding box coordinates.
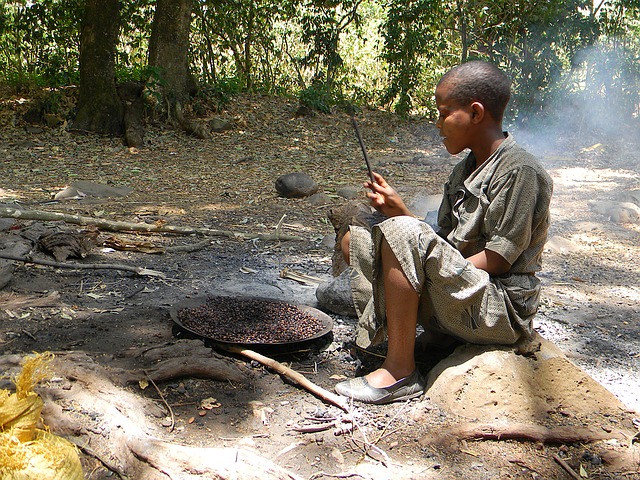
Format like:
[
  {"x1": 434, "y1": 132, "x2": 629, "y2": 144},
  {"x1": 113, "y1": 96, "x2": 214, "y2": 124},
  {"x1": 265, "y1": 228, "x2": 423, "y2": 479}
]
[{"x1": 435, "y1": 82, "x2": 474, "y2": 155}]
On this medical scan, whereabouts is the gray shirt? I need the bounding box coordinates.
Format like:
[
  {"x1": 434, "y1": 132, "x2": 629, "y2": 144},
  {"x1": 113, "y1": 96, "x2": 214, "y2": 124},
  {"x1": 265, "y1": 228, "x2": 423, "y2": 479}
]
[{"x1": 437, "y1": 134, "x2": 553, "y2": 275}]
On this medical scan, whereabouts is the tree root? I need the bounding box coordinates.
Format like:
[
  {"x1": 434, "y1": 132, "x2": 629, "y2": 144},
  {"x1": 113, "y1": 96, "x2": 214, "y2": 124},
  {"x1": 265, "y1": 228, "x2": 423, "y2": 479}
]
[
  {"x1": 423, "y1": 422, "x2": 640, "y2": 473},
  {"x1": 429, "y1": 422, "x2": 626, "y2": 444},
  {"x1": 127, "y1": 356, "x2": 248, "y2": 384},
  {"x1": 1, "y1": 350, "x2": 302, "y2": 479}
]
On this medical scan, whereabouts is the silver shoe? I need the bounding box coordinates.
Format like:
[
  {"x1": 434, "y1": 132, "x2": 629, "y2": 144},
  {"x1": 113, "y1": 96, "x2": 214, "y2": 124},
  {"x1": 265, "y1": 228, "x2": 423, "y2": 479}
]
[{"x1": 335, "y1": 370, "x2": 425, "y2": 405}]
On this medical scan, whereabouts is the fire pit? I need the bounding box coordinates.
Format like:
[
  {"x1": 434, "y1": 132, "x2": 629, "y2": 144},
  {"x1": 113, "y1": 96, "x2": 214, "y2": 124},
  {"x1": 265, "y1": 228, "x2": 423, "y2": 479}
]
[{"x1": 170, "y1": 295, "x2": 333, "y2": 349}]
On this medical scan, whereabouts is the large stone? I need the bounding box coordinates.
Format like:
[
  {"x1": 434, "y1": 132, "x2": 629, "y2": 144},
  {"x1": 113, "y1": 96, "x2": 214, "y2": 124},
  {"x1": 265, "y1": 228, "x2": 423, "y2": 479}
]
[
  {"x1": 418, "y1": 333, "x2": 630, "y2": 423},
  {"x1": 275, "y1": 173, "x2": 318, "y2": 198},
  {"x1": 315, "y1": 268, "x2": 356, "y2": 317},
  {"x1": 590, "y1": 199, "x2": 640, "y2": 224},
  {"x1": 307, "y1": 192, "x2": 332, "y2": 206},
  {"x1": 335, "y1": 186, "x2": 360, "y2": 200},
  {"x1": 209, "y1": 117, "x2": 234, "y2": 133},
  {"x1": 54, "y1": 181, "x2": 133, "y2": 200}
]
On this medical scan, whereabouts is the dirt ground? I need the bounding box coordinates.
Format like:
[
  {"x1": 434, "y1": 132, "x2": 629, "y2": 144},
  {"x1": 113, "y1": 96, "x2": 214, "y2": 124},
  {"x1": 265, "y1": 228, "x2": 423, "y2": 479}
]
[{"x1": 1, "y1": 93, "x2": 639, "y2": 479}]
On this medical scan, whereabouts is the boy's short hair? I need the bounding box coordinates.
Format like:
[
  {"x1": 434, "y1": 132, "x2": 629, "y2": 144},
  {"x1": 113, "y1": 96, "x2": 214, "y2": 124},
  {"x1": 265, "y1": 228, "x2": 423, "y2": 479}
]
[{"x1": 438, "y1": 61, "x2": 511, "y2": 121}]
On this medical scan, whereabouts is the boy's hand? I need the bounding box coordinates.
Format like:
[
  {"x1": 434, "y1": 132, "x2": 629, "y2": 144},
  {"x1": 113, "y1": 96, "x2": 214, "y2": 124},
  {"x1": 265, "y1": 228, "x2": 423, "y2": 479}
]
[{"x1": 365, "y1": 172, "x2": 414, "y2": 218}]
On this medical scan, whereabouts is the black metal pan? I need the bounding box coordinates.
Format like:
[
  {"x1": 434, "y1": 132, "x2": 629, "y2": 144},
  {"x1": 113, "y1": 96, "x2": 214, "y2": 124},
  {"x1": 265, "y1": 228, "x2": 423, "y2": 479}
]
[{"x1": 169, "y1": 295, "x2": 334, "y2": 353}]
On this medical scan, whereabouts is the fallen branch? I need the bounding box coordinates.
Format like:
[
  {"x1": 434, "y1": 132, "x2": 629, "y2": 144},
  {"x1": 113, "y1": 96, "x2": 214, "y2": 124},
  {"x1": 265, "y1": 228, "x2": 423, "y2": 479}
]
[
  {"x1": 0, "y1": 206, "x2": 302, "y2": 241},
  {"x1": 0, "y1": 252, "x2": 165, "y2": 278},
  {"x1": 220, "y1": 345, "x2": 350, "y2": 412}
]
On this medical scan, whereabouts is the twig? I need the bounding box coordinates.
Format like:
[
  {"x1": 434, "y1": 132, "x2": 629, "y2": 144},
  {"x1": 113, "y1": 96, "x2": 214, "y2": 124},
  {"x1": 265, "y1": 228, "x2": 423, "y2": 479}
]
[
  {"x1": 275, "y1": 214, "x2": 287, "y2": 236},
  {"x1": 290, "y1": 423, "x2": 334, "y2": 433},
  {"x1": 344, "y1": 407, "x2": 391, "y2": 467},
  {"x1": 144, "y1": 370, "x2": 175, "y2": 432},
  {"x1": 553, "y1": 453, "x2": 582, "y2": 480},
  {"x1": 309, "y1": 472, "x2": 372, "y2": 480},
  {"x1": 21, "y1": 329, "x2": 37, "y2": 341},
  {"x1": 0, "y1": 252, "x2": 165, "y2": 278},
  {"x1": 218, "y1": 345, "x2": 350, "y2": 412},
  {"x1": 348, "y1": 109, "x2": 375, "y2": 184},
  {"x1": 348, "y1": 437, "x2": 391, "y2": 467},
  {"x1": 275, "y1": 441, "x2": 307, "y2": 459},
  {"x1": 280, "y1": 267, "x2": 324, "y2": 286},
  {"x1": 372, "y1": 399, "x2": 409, "y2": 445},
  {"x1": 508, "y1": 458, "x2": 547, "y2": 478}
]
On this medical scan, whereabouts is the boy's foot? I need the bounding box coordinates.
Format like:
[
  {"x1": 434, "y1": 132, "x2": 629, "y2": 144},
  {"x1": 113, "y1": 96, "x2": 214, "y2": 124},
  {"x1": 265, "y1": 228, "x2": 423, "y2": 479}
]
[{"x1": 335, "y1": 369, "x2": 425, "y2": 405}]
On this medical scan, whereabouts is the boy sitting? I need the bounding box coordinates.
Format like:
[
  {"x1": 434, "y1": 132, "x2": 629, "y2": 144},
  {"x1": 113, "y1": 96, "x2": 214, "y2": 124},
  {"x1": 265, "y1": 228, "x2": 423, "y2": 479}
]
[{"x1": 335, "y1": 60, "x2": 553, "y2": 404}]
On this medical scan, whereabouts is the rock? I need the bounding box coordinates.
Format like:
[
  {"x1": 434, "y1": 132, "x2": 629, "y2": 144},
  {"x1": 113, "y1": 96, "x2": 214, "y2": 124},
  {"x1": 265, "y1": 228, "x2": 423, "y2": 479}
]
[
  {"x1": 54, "y1": 181, "x2": 133, "y2": 200},
  {"x1": 275, "y1": 173, "x2": 318, "y2": 198},
  {"x1": 545, "y1": 235, "x2": 581, "y2": 254},
  {"x1": 209, "y1": 117, "x2": 234, "y2": 133},
  {"x1": 590, "y1": 199, "x2": 640, "y2": 224},
  {"x1": 319, "y1": 233, "x2": 335, "y2": 250},
  {"x1": 407, "y1": 193, "x2": 442, "y2": 223},
  {"x1": 617, "y1": 189, "x2": 640, "y2": 207},
  {"x1": 0, "y1": 261, "x2": 12, "y2": 290},
  {"x1": 315, "y1": 268, "x2": 356, "y2": 317},
  {"x1": 0, "y1": 238, "x2": 35, "y2": 290},
  {"x1": 419, "y1": 332, "x2": 628, "y2": 423},
  {"x1": 327, "y1": 200, "x2": 385, "y2": 276},
  {"x1": 24, "y1": 125, "x2": 44, "y2": 134},
  {"x1": 307, "y1": 192, "x2": 332, "y2": 206},
  {"x1": 335, "y1": 186, "x2": 360, "y2": 200},
  {"x1": 0, "y1": 219, "x2": 16, "y2": 232}
]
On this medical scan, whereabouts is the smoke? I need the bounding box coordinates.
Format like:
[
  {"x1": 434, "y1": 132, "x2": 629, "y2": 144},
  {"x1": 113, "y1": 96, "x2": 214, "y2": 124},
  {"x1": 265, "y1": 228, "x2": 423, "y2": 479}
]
[{"x1": 511, "y1": 44, "x2": 639, "y2": 158}]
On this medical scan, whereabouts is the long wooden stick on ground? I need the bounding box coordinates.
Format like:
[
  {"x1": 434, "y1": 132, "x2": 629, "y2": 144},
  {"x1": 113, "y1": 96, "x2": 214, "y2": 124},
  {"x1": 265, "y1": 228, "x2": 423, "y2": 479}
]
[
  {"x1": 0, "y1": 253, "x2": 165, "y2": 277},
  {"x1": 0, "y1": 206, "x2": 303, "y2": 241},
  {"x1": 220, "y1": 345, "x2": 350, "y2": 412}
]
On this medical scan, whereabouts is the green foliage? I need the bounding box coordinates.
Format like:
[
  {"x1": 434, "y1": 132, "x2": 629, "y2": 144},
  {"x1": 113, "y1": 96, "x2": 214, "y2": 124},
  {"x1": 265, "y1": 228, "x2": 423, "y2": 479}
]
[
  {"x1": 0, "y1": 0, "x2": 83, "y2": 88},
  {"x1": 380, "y1": 0, "x2": 446, "y2": 116},
  {"x1": 0, "y1": 0, "x2": 637, "y2": 126},
  {"x1": 299, "y1": 82, "x2": 335, "y2": 113}
]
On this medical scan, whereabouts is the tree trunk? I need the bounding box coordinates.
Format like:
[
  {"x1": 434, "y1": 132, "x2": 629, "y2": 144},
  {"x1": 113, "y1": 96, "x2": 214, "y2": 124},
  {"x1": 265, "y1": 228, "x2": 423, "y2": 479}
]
[
  {"x1": 148, "y1": 0, "x2": 209, "y2": 138},
  {"x1": 73, "y1": 0, "x2": 123, "y2": 135}
]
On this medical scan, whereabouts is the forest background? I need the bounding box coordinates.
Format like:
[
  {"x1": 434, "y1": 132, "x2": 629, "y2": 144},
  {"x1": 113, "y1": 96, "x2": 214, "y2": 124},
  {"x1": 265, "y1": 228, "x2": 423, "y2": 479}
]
[{"x1": 0, "y1": 0, "x2": 639, "y2": 137}]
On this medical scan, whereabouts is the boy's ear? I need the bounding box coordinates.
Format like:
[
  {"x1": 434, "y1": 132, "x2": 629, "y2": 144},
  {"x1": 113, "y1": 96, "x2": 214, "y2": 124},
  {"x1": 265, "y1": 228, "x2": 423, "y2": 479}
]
[{"x1": 470, "y1": 101, "x2": 485, "y2": 123}]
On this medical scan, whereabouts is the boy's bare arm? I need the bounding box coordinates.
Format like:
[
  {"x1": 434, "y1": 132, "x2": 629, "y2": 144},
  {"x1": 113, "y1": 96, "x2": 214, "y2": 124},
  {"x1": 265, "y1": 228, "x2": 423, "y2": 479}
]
[{"x1": 467, "y1": 249, "x2": 511, "y2": 276}]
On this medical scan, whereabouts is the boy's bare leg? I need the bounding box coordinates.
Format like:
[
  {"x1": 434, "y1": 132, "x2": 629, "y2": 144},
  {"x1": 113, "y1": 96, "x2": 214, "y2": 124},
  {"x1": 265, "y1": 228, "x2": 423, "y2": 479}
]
[
  {"x1": 365, "y1": 237, "x2": 419, "y2": 388},
  {"x1": 341, "y1": 230, "x2": 351, "y2": 264}
]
